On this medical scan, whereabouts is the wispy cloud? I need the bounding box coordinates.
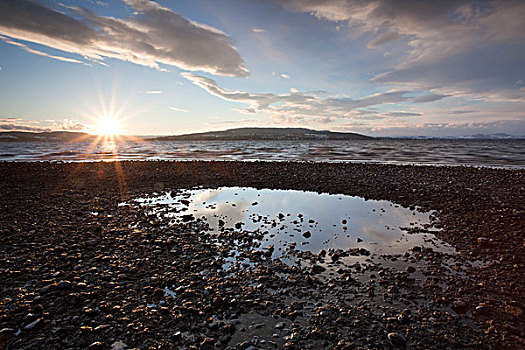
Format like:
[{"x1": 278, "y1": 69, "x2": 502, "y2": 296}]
[
  {"x1": 0, "y1": 35, "x2": 84, "y2": 64},
  {"x1": 252, "y1": 28, "x2": 267, "y2": 33},
  {"x1": 146, "y1": 90, "x2": 163, "y2": 94},
  {"x1": 182, "y1": 73, "x2": 447, "y2": 123},
  {"x1": 0, "y1": 117, "x2": 86, "y2": 132},
  {"x1": 169, "y1": 106, "x2": 189, "y2": 113},
  {"x1": 0, "y1": 0, "x2": 248, "y2": 76},
  {"x1": 280, "y1": 73, "x2": 290, "y2": 79}
]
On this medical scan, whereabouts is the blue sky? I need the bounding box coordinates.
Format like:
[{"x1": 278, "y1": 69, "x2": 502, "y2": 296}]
[{"x1": 0, "y1": 0, "x2": 524, "y2": 136}]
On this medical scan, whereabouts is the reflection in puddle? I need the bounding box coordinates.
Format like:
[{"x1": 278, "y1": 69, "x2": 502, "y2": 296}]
[{"x1": 131, "y1": 187, "x2": 455, "y2": 260}]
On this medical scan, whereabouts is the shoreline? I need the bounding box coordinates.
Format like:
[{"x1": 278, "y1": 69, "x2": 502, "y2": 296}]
[{"x1": 1, "y1": 161, "x2": 523, "y2": 349}]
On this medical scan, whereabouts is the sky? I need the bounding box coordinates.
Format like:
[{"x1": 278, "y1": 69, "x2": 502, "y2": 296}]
[{"x1": 0, "y1": 0, "x2": 524, "y2": 137}]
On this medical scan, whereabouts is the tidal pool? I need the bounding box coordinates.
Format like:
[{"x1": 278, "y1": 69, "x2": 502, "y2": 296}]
[{"x1": 131, "y1": 187, "x2": 454, "y2": 258}]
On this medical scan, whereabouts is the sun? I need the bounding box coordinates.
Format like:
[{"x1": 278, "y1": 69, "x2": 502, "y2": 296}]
[{"x1": 95, "y1": 116, "x2": 122, "y2": 136}]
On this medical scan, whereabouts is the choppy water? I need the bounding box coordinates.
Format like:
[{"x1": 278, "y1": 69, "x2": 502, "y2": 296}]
[{"x1": 0, "y1": 139, "x2": 523, "y2": 168}]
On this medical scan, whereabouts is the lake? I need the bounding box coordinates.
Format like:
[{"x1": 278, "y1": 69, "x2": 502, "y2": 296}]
[{"x1": 0, "y1": 139, "x2": 523, "y2": 168}]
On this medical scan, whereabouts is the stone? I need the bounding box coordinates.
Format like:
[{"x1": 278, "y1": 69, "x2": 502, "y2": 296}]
[
  {"x1": 200, "y1": 338, "x2": 215, "y2": 350},
  {"x1": 311, "y1": 264, "x2": 326, "y2": 274},
  {"x1": 387, "y1": 332, "x2": 406, "y2": 347},
  {"x1": 302, "y1": 231, "x2": 311, "y2": 238},
  {"x1": 24, "y1": 318, "x2": 44, "y2": 331},
  {"x1": 87, "y1": 342, "x2": 106, "y2": 350}
]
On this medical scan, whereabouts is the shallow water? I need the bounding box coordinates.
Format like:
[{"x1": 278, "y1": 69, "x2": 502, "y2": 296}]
[
  {"x1": 1, "y1": 139, "x2": 524, "y2": 168},
  {"x1": 131, "y1": 187, "x2": 455, "y2": 259}
]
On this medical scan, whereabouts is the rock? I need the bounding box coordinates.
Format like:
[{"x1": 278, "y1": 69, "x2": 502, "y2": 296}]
[
  {"x1": 0, "y1": 328, "x2": 15, "y2": 347},
  {"x1": 111, "y1": 341, "x2": 127, "y2": 350},
  {"x1": 477, "y1": 237, "x2": 494, "y2": 247},
  {"x1": 237, "y1": 340, "x2": 254, "y2": 350},
  {"x1": 218, "y1": 219, "x2": 225, "y2": 227},
  {"x1": 200, "y1": 338, "x2": 215, "y2": 350},
  {"x1": 452, "y1": 300, "x2": 468, "y2": 314},
  {"x1": 182, "y1": 214, "x2": 195, "y2": 222},
  {"x1": 40, "y1": 283, "x2": 56, "y2": 294},
  {"x1": 341, "y1": 219, "x2": 347, "y2": 224},
  {"x1": 356, "y1": 237, "x2": 363, "y2": 243},
  {"x1": 275, "y1": 322, "x2": 286, "y2": 330},
  {"x1": 235, "y1": 222, "x2": 243, "y2": 229},
  {"x1": 406, "y1": 266, "x2": 416, "y2": 273},
  {"x1": 24, "y1": 317, "x2": 44, "y2": 331},
  {"x1": 87, "y1": 342, "x2": 106, "y2": 350},
  {"x1": 302, "y1": 231, "x2": 311, "y2": 238},
  {"x1": 387, "y1": 332, "x2": 406, "y2": 347},
  {"x1": 311, "y1": 264, "x2": 326, "y2": 274},
  {"x1": 57, "y1": 280, "x2": 72, "y2": 289}
]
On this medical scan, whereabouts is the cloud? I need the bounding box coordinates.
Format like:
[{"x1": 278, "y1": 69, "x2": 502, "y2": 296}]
[
  {"x1": 0, "y1": 35, "x2": 84, "y2": 64},
  {"x1": 0, "y1": 124, "x2": 49, "y2": 132},
  {"x1": 0, "y1": 0, "x2": 248, "y2": 77},
  {"x1": 340, "y1": 119, "x2": 525, "y2": 137},
  {"x1": 280, "y1": 73, "x2": 290, "y2": 79},
  {"x1": 169, "y1": 106, "x2": 189, "y2": 112},
  {"x1": 382, "y1": 112, "x2": 422, "y2": 117},
  {"x1": 181, "y1": 72, "x2": 446, "y2": 122},
  {"x1": 367, "y1": 31, "x2": 400, "y2": 48},
  {"x1": 276, "y1": 0, "x2": 525, "y2": 101},
  {"x1": 252, "y1": 28, "x2": 267, "y2": 33},
  {"x1": 0, "y1": 117, "x2": 87, "y2": 132},
  {"x1": 146, "y1": 90, "x2": 163, "y2": 94}
]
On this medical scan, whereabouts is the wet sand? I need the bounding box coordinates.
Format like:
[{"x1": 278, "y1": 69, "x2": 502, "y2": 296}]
[{"x1": 0, "y1": 161, "x2": 523, "y2": 349}]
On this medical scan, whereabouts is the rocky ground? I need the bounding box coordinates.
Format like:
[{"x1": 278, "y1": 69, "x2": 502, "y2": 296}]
[{"x1": 0, "y1": 161, "x2": 523, "y2": 349}]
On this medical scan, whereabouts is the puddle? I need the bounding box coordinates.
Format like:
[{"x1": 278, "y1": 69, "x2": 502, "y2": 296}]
[{"x1": 130, "y1": 187, "x2": 454, "y2": 258}]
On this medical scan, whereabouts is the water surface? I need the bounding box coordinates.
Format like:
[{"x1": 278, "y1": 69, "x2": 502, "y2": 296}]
[{"x1": 1, "y1": 139, "x2": 523, "y2": 168}]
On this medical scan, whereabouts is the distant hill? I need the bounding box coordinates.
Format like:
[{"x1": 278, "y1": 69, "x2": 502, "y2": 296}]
[
  {"x1": 148, "y1": 127, "x2": 374, "y2": 141},
  {"x1": 0, "y1": 131, "x2": 95, "y2": 142}
]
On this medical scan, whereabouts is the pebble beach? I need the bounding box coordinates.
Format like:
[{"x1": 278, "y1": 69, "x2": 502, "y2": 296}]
[{"x1": 0, "y1": 161, "x2": 523, "y2": 349}]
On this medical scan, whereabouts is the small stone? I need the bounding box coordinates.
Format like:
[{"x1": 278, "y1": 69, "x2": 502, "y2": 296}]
[
  {"x1": 218, "y1": 219, "x2": 225, "y2": 226},
  {"x1": 57, "y1": 280, "x2": 71, "y2": 289},
  {"x1": 275, "y1": 322, "x2": 286, "y2": 330},
  {"x1": 0, "y1": 328, "x2": 15, "y2": 345},
  {"x1": 356, "y1": 237, "x2": 363, "y2": 243},
  {"x1": 452, "y1": 300, "x2": 468, "y2": 313},
  {"x1": 387, "y1": 332, "x2": 406, "y2": 347},
  {"x1": 200, "y1": 338, "x2": 215, "y2": 350},
  {"x1": 237, "y1": 340, "x2": 254, "y2": 350},
  {"x1": 302, "y1": 231, "x2": 311, "y2": 238},
  {"x1": 111, "y1": 341, "x2": 127, "y2": 350},
  {"x1": 477, "y1": 237, "x2": 493, "y2": 247},
  {"x1": 235, "y1": 222, "x2": 243, "y2": 229},
  {"x1": 311, "y1": 264, "x2": 326, "y2": 274},
  {"x1": 24, "y1": 318, "x2": 44, "y2": 331},
  {"x1": 87, "y1": 342, "x2": 105, "y2": 350},
  {"x1": 406, "y1": 266, "x2": 416, "y2": 273},
  {"x1": 182, "y1": 214, "x2": 195, "y2": 222},
  {"x1": 40, "y1": 284, "x2": 56, "y2": 294}
]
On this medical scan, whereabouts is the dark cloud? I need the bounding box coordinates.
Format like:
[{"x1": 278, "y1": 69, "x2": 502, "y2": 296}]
[{"x1": 0, "y1": 0, "x2": 248, "y2": 76}]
